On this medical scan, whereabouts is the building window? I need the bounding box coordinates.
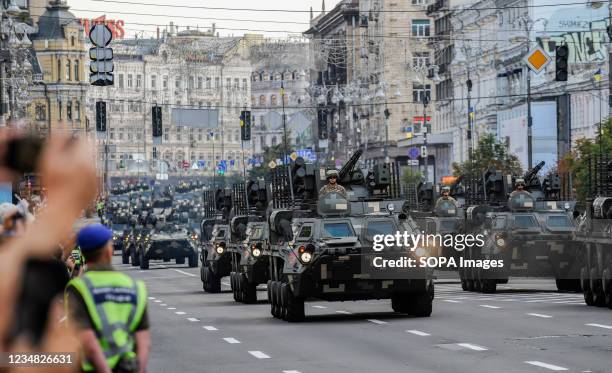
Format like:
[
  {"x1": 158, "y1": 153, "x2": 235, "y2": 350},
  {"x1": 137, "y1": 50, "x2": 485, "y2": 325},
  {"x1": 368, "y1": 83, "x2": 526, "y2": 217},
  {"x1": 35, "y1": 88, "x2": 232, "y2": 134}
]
[
  {"x1": 412, "y1": 20, "x2": 430, "y2": 37},
  {"x1": 234, "y1": 78, "x2": 239, "y2": 90},
  {"x1": 118, "y1": 74, "x2": 124, "y2": 88},
  {"x1": 136, "y1": 74, "x2": 142, "y2": 88},
  {"x1": 226, "y1": 78, "x2": 231, "y2": 90},
  {"x1": 57, "y1": 59, "x2": 61, "y2": 82},
  {"x1": 242, "y1": 78, "x2": 247, "y2": 91},
  {"x1": 206, "y1": 77, "x2": 212, "y2": 89},
  {"x1": 35, "y1": 104, "x2": 46, "y2": 121},
  {"x1": 271, "y1": 136, "x2": 277, "y2": 146},
  {"x1": 259, "y1": 95, "x2": 266, "y2": 106},
  {"x1": 67, "y1": 101, "x2": 72, "y2": 121},
  {"x1": 412, "y1": 0, "x2": 425, "y2": 4},
  {"x1": 74, "y1": 60, "x2": 79, "y2": 81},
  {"x1": 189, "y1": 76, "x2": 195, "y2": 90},
  {"x1": 197, "y1": 76, "x2": 203, "y2": 89},
  {"x1": 76, "y1": 101, "x2": 81, "y2": 121},
  {"x1": 412, "y1": 83, "x2": 431, "y2": 103},
  {"x1": 413, "y1": 51, "x2": 430, "y2": 67},
  {"x1": 71, "y1": 36, "x2": 75, "y2": 46},
  {"x1": 66, "y1": 60, "x2": 71, "y2": 80},
  {"x1": 175, "y1": 78, "x2": 181, "y2": 89},
  {"x1": 151, "y1": 75, "x2": 157, "y2": 89},
  {"x1": 127, "y1": 74, "x2": 133, "y2": 88},
  {"x1": 271, "y1": 95, "x2": 277, "y2": 106},
  {"x1": 215, "y1": 77, "x2": 220, "y2": 89},
  {"x1": 163, "y1": 75, "x2": 168, "y2": 89},
  {"x1": 58, "y1": 101, "x2": 62, "y2": 120}
]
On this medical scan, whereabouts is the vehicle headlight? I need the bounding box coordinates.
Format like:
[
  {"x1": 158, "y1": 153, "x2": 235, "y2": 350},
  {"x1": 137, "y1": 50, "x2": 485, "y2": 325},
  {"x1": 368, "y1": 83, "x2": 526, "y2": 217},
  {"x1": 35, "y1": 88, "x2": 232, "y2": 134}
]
[
  {"x1": 495, "y1": 234, "x2": 505, "y2": 247},
  {"x1": 415, "y1": 247, "x2": 428, "y2": 257},
  {"x1": 216, "y1": 245, "x2": 224, "y2": 254},
  {"x1": 113, "y1": 235, "x2": 118, "y2": 240},
  {"x1": 299, "y1": 251, "x2": 312, "y2": 263},
  {"x1": 387, "y1": 203, "x2": 395, "y2": 212},
  {"x1": 252, "y1": 248, "x2": 261, "y2": 257},
  {"x1": 297, "y1": 245, "x2": 314, "y2": 264}
]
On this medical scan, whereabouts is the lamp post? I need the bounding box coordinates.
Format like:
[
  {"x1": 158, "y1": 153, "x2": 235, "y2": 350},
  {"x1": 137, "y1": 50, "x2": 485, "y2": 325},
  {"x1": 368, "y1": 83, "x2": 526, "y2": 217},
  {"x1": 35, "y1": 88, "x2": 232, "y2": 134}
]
[{"x1": 422, "y1": 94, "x2": 429, "y2": 183}]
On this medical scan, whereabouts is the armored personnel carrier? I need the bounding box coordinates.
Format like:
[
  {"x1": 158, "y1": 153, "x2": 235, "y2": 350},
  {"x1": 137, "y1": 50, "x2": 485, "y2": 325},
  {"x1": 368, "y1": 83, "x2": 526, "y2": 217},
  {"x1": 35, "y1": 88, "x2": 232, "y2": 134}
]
[
  {"x1": 267, "y1": 151, "x2": 433, "y2": 322},
  {"x1": 200, "y1": 188, "x2": 233, "y2": 292},
  {"x1": 576, "y1": 156, "x2": 612, "y2": 307},
  {"x1": 460, "y1": 162, "x2": 580, "y2": 293}
]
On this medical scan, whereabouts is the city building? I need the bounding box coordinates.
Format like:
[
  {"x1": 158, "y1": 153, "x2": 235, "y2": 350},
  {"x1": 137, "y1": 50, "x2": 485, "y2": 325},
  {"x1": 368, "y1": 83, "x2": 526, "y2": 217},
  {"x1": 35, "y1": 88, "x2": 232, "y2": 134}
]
[{"x1": 87, "y1": 26, "x2": 253, "y2": 177}]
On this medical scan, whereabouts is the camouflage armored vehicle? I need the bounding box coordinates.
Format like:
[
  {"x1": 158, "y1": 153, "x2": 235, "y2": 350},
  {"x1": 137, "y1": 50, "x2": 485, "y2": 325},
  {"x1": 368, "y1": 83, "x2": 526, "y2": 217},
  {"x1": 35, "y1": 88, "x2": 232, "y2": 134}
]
[
  {"x1": 460, "y1": 162, "x2": 580, "y2": 293},
  {"x1": 576, "y1": 157, "x2": 612, "y2": 307},
  {"x1": 267, "y1": 151, "x2": 434, "y2": 322},
  {"x1": 201, "y1": 189, "x2": 233, "y2": 293},
  {"x1": 136, "y1": 214, "x2": 198, "y2": 270}
]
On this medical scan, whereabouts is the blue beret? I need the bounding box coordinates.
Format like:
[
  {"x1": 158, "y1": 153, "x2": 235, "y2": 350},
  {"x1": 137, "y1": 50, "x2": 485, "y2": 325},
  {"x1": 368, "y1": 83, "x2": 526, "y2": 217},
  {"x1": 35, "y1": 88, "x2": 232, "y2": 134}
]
[{"x1": 77, "y1": 224, "x2": 113, "y2": 252}]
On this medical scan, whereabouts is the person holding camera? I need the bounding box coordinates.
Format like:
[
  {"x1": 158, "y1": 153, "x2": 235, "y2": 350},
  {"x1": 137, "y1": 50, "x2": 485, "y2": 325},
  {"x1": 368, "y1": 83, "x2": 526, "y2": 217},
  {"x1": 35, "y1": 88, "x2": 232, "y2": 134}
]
[{"x1": 65, "y1": 224, "x2": 150, "y2": 373}]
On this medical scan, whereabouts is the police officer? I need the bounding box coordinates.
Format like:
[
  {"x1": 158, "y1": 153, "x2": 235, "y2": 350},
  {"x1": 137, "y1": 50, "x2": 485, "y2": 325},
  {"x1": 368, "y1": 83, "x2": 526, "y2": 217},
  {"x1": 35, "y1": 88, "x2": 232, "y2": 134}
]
[
  {"x1": 65, "y1": 224, "x2": 150, "y2": 373},
  {"x1": 96, "y1": 199, "x2": 105, "y2": 220},
  {"x1": 319, "y1": 169, "x2": 347, "y2": 198},
  {"x1": 436, "y1": 186, "x2": 456, "y2": 205}
]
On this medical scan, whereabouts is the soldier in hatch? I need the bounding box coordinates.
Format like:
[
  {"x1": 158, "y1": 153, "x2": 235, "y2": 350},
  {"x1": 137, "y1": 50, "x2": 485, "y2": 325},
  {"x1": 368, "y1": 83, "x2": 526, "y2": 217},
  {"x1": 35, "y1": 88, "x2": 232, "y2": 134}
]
[{"x1": 319, "y1": 170, "x2": 347, "y2": 198}]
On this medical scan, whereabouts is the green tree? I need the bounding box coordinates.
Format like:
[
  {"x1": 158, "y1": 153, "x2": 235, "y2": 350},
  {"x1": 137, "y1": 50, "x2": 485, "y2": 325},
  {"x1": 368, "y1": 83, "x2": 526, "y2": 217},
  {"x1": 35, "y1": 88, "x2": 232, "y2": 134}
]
[
  {"x1": 452, "y1": 133, "x2": 523, "y2": 177},
  {"x1": 562, "y1": 119, "x2": 612, "y2": 201},
  {"x1": 248, "y1": 144, "x2": 287, "y2": 179},
  {"x1": 401, "y1": 167, "x2": 423, "y2": 185}
]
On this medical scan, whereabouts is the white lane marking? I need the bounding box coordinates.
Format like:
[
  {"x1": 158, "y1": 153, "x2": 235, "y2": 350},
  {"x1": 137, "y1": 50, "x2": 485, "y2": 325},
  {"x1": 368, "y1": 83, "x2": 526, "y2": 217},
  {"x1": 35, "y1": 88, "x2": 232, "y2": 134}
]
[
  {"x1": 335, "y1": 310, "x2": 352, "y2": 314},
  {"x1": 457, "y1": 343, "x2": 488, "y2": 351},
  {"x1": 175, "y1": 311, "x2": 186, "y2": 315},
  {"x1": 283, "y1": 371, "x2": 301, "y2": 373},
  {"x1": 443, "y1": 300, "x2": 461, "y2": 303},
  {"x1": 222, "y1": 282, "x2": 230, "y2": 286},
  {"x1": 160, "y1": 304, "x2": 167, "y2": 307},
  {"x1": 312, "y1": 305, "x2": 327, "y2": 309},
  {"x1": 248, "y1": 351, "x2": 271, "y2": 359},
  {"x1": 148, "y1": 297, "x2": 156, "y2": 300},
  {"x1": 524, "y1": 361, "x2": 568, "y2": 371},
  {"x1": 154, "y1": 300, "x2": 162, "y2": 303},
  {"x1": 479, "y1": 305, "x2": 500, "y2": 309},
  {"x1": 406, "y1": 330, "x2": 430, "y2": 336},
  {"x1": 203, "y1": 326, "x2": 218, "y2": 331},
  {"x1": 223, "y1": 337, "x2": 241, "y2": 344},
  {"x1": 367, "y1": 319, "x2": 387, "y2": 325},
  {"x1": 167, "y1": 307, "x2": 176, "y2": 310},
  {"x1": 527, "y1": 313, "x2": 553, "y2": 318},
  {"x1": 187, "y1": 317, "x2": 199, "y2": 322},
  {"x1": 173, "y1": 269, "x2": 197, "y2": 277},
  {"x1": 585, "y1": 323, "x2": 612, "y2": 330}
]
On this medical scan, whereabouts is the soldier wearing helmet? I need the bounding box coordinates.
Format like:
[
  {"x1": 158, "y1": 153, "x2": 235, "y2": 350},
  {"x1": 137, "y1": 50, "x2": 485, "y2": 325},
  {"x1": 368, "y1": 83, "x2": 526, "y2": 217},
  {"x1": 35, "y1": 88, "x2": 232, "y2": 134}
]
[
  {"x1": 435, "y1": 185, "x2": 456, "y2": 206},
  {"x1": 509, "y1": 178, "x2": 530, "y2": 198},
  {"x1": 319, "y1": 169, "x2": 347, "y2": 198}
]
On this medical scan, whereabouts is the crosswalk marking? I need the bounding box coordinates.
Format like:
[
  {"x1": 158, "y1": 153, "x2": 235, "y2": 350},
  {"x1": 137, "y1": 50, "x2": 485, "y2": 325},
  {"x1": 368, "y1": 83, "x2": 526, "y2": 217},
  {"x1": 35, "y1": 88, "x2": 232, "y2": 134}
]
[
  {"x1": 524, "y1": 361, "x2": 568, "y2": 371},
  {"x1": 367, "y1": 319, "x2": 387, "y2": 325},
  {"x1": 585, "y1": 323, "x2": 612, "y2": 330},
  {"x1": 248, "y1": 351, "x2": 271, "y2": 359},
  {"x1": 203, "y1": 326, "x2": 218, "y2": 331},
  {"x1": 223, "y1": 338, "x2": 241, "y2": 344},
  {"x1": 457, "y1": 343, "x2": 488, "y2": 351},
  {"x1": 406, "y1": 330, "x2": 430, "y2": 336},
  {"x1": 527, "y1": 313, "x2": 553, "y2": 318}
]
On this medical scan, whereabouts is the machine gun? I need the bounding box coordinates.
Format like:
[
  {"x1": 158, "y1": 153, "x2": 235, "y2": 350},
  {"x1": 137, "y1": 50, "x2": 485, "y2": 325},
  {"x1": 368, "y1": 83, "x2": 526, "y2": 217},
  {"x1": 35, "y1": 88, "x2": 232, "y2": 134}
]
[
  {"x1": 523, "y1": 161, "x2": 545, "y2": 190},
  {"x1": 338, "y1": 149, "x2": 363, "y2": 184},
  {"x1": 483, "y1": 167, "x2": 511, "y2": 205}
]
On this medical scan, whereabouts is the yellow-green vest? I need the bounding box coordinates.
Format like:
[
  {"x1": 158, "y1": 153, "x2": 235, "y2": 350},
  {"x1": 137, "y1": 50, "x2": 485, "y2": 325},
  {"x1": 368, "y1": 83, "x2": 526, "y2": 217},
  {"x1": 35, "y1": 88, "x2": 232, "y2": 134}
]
[{"x1": 66, "y1": 271, "x2": 147, "y2": 371}]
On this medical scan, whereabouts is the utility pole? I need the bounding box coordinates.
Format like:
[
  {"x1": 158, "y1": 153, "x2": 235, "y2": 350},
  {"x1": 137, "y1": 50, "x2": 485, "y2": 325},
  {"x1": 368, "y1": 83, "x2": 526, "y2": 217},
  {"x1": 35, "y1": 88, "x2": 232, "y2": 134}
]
[
  {"x1": 423, "y1": 95, "x2": 429, "y2": 183},
  {"x1": 281, "y1": 80, "x2": 294, "y2": 204},
  {"x1": 527, "y1": 68, "x2": 533, "y2": 170},
  {"x1": 466, "y1": 73, "x2": 473, "y2": 162},
  {"x1": 241, "y1": 105, "x2": 249, "y2": 212}
]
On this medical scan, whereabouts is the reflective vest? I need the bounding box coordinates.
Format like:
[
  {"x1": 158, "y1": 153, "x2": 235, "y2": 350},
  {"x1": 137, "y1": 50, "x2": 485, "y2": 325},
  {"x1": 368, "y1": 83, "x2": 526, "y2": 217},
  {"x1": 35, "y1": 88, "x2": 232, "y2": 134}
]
[{"x1": 66, "y1": 271, "x2": 147, "y2": 371}]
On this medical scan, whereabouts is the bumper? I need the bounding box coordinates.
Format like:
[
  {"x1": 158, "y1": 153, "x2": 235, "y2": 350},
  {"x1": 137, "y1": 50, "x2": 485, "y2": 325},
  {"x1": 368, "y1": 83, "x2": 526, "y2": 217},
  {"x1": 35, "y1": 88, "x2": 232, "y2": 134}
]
[{"x1": 144, "y1": 240, "x2": 196, "y2": 260}]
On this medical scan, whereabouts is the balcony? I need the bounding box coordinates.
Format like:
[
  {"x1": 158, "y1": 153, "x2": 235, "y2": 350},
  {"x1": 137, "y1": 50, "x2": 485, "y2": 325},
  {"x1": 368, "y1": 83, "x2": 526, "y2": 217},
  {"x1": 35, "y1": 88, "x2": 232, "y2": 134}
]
[{"x1": 426, "y1": 0, "x2": 447, "y2": 16}]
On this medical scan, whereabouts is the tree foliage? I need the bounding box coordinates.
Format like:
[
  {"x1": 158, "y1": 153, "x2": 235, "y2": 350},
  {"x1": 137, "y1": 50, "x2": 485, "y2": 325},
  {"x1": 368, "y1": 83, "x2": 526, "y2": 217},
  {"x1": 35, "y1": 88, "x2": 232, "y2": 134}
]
[
  {"x1": 452, "y1": 133, "x2": 523, "y2": 177},
  {"x1": 561, "y1": 119, "x2": 612, "y2": 201}
]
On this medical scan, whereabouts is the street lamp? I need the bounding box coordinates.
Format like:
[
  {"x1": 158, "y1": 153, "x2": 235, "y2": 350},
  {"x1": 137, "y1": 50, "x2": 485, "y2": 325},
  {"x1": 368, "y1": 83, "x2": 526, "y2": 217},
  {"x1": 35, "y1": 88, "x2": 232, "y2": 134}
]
[{"x1": 422, "y1": 94, "x2": 429, "y2": 182}]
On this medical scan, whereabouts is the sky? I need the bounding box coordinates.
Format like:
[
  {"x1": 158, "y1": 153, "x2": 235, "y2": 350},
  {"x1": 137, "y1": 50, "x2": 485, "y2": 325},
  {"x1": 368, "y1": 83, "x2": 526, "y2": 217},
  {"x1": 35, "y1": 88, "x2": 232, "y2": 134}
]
[{"x1": 68, "y1": 0, "x2": 343, "y2": 39}]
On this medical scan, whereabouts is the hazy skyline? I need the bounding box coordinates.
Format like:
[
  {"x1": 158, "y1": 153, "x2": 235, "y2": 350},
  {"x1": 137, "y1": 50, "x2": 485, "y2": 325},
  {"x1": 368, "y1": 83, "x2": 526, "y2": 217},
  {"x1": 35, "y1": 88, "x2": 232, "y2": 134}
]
[{"x1": 69, "y1": 0, "x2": 343, "y2": 39}]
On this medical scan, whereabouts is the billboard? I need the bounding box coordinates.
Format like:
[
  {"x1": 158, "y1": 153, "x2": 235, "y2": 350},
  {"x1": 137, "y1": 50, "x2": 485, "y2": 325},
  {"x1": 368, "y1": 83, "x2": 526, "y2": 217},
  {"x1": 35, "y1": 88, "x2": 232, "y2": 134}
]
[{"x1": 171, "y1": 108, "x2": 219, "y2": 129}]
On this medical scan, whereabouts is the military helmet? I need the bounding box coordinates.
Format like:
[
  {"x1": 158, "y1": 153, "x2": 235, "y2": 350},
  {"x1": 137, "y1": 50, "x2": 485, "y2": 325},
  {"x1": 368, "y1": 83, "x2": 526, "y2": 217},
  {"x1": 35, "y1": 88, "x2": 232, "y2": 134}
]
[
  {"x1": 441, "y1": 186, "x2": 451, "y2": 193},
  {"x1": 515, "y1": 178, "x2": 526, "y2": 187},
  {"x1": 326, "y1": 169, "x2": 340, "y2": 179}
]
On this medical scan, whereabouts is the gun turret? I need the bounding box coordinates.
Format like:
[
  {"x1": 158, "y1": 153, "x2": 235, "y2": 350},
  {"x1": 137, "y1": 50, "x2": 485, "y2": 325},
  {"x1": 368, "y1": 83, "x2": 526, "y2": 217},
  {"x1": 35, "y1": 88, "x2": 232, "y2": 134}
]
[
  {"x1": 338, "y1": 149, "x2": 363, "y2": 183},
  {"x1": 523, "y1": 161, "x2": 545, "y2": 188}
]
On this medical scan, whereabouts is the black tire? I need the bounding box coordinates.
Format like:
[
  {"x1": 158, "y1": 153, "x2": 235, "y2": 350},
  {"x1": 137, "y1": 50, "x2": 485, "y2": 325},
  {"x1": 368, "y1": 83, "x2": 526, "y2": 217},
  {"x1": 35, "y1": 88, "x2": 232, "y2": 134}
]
[
  {"x1": 188, "y1": 252, "x2": 198, "y2": 268},
  {"x1": 203, "y1": 267, "x2": 221, "y2": 293},
  {"x1": 176, "y1": 257, "x2": 186, "y2": 265},
  {"x1": 481, "y1": 279, "x2": 497, "y2": 294},
  {"x1": 408, "y1": 292, "x2": 433, "y2": 317},
  {"x1": 266, "y1": 280, "x2": 273, "y2": 305},
  {"x1": 121, "y1": 250, "x2": 129, "y2": 264},
  {"x1": 391, "y1": 293, "x2": 410, "y2": 313},
  {"x1": 282, "y1": 282, "x2": 304, "y2": 322},
  {"x1": 590, "y1": 267, "x2": 606, "y2": 307},
  {"x1": 139, "y1": 250, "x2": 149, "y2": 270},
  {"x1": 230, "y1": 273, "x2": 239, "y2": 301},
  {"x1": 130, "y1": 247, "x2": 139, "y2": 267},
  {"x1": 270, "y1": 281, "x2": 279, "y2": 318},
  {"x1": 241, "y1": 274, "x2": 257, "y2": 304}
]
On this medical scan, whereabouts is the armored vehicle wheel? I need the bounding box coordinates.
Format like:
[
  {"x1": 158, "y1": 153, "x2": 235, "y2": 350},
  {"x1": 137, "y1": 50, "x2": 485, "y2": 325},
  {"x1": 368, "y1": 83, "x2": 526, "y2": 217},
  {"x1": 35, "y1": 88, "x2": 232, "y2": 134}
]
[
  {"x1": 602, "y1": 269, "x2": 612, "y2": 308},
  {"x1": 556, "y1": 279, "x2": 581, "y2": 292},
  {"x1": 176, "y1": 257, "x2": 186, "y2": 265},
  {"x1": 481, "y1": 279, "x2": 497, "y2": 294},
  {"x1": 188, "y1": 252, "x2": 198, "y2": 268},
  {"x1": 203, "y1": 267, "x2": 221, "y2": 293},
  {"x1": 139, "y1": 250, "x2": 149, "y2": 270},
  {"x1": 391, "y1": 293, "x2": 411, "y2": 313},
  {"x1": 281, "y1": 282, "x2": 304, "y2": 322},
  {"x1": 461, "y1": 278, "x2": 469, "y2": 291},
  {"x1": 266, "y1": 280, "x2": 273, "y2": 304},
  {"x1": 240, "y1": 274, "x2": 257, "y2": 304},
  {"x1": 230, "y1": 273, "x2": 239, "y2": 301},
  {"x1": 473, "y1": 269, "x2": 482, "y2": 292},
  {"x1": 466, "y1": 279, "x2": 475, "y2": 291},
  {"x1": 131, "y1": 247, "x2": 140, "y2": 266},
  {"x1": 279, "y1": 283, "x2": 288, "y2": 320},
  {"x1": 590, "y1": 268, "x2": 606, "y2": 307},
  {"x1": 409, "y1": 291, "x2": 433, "y2": 317},
  {"x1": 270, "y1": 281, "x2": 280, "y2": 318},
  {"x1": 121, "y1": 250, "x2": 129, "y2": 264}
]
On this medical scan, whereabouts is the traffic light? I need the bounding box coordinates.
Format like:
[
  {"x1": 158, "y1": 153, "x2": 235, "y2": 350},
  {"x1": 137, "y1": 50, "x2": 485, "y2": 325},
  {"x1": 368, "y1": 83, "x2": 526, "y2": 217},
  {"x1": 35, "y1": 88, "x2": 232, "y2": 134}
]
[
  {"x1": 95, "y1": 101, "x2": 106, "y2": 132},
  {"x1": 152, "y1": 106, "x2": 162, "y2": 137},
  {"x1": 240, "y1": 110, "x2": 251, "y2": 141},
  {"x1": 317, "y1": 108, "x2": 328, "y2": 140},
  {"x1": 555, "y1": 45, "x2": 569, "y2": 82},
  {"x1": 89, "y1": 24, "x2": 114, "y2": 86}
]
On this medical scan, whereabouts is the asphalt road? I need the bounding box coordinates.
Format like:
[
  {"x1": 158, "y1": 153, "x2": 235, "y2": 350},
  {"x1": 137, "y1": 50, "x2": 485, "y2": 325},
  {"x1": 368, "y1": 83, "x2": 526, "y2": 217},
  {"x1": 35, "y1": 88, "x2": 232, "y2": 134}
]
[{"x1": 115, "y1": 256, "x2": 612, "y2": 373}]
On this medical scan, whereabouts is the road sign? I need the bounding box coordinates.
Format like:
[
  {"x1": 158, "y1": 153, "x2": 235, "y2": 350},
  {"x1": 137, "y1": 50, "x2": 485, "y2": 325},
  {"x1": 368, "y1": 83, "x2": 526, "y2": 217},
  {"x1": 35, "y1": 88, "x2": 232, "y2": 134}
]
[
  {"x1": 523, "y1": 46, "x2": 551, "y2": 74},
  {"x1": 407, "y1": 159, "x2": 419, "y2": 166},
  {"x1": 89, "y1": 24, "x2": 113, "y2": 47},
  {"x1": 290, "y1": 152, "x2": 298, "y2": 161},
  {"x1": 408, "y1": 147, "x2": 420, "y2": 159},
  {"x1": 421, "y1": 146, "x2": 428, "y2": 158},
  {"x1": 268, "y1": 160, "x2": 277, "y2": 169}
]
